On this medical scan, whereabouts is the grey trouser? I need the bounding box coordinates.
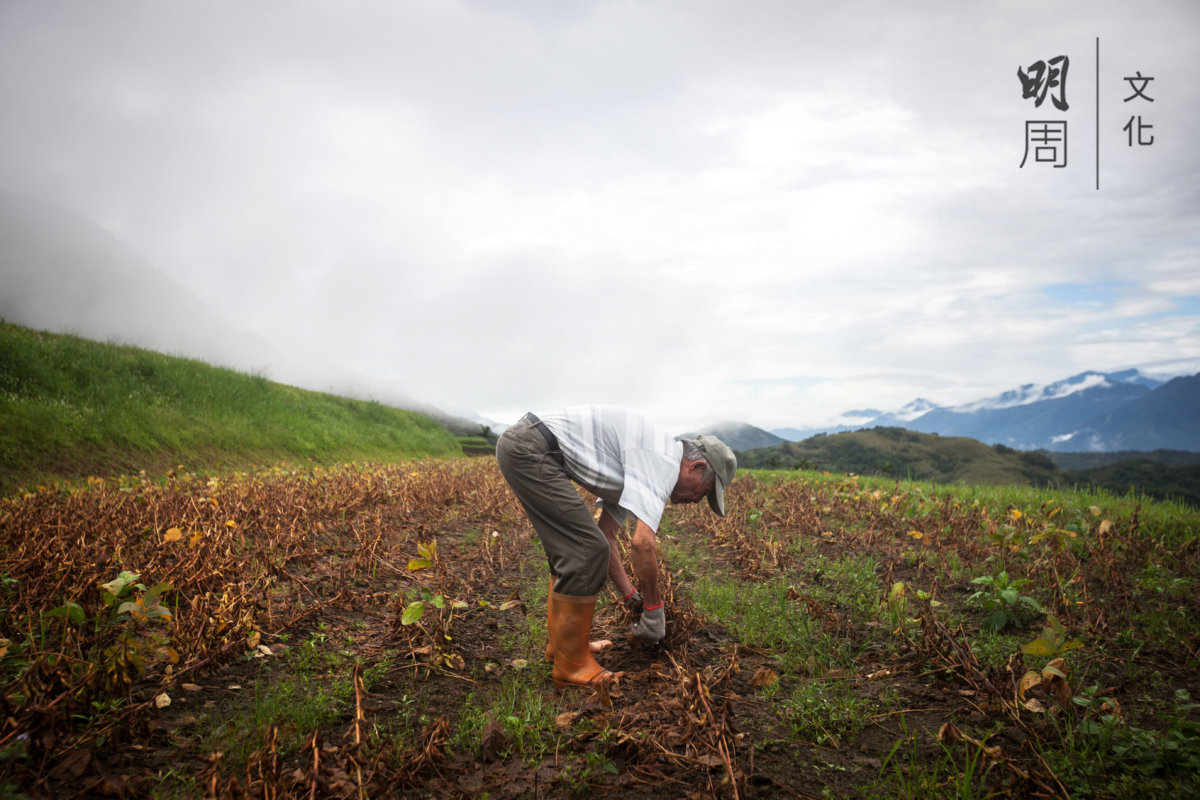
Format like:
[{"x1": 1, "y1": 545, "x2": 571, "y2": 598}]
[{"x1": 495, "y1": 414, "x2": 609, "y2": 596}]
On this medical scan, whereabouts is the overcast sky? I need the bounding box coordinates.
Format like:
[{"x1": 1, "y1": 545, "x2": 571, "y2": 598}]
[{"x1": 2, "y1": 0, "x2": 1197, "y2": 432}]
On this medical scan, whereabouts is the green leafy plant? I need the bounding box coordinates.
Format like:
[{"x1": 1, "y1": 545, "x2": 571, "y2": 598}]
[
  {"x1": 882, "y1": 581, "x2": 941, "y2": 631},
  {"x1": 561, "y1": 748, "x2": 619, "y2": 795},
  {"x1": 1022, "y1": 614, "x2": 1084, "y2": 658},
  {"x1": 400, "y1": 542, "x2": 468, "y2": 669},
  {"x1": 46, "y1": 570, "x2": 180, "y2": 693},
  {"x1": 99, "y1": 572, "x2": 178, "y2": 692},
  {"x1": 967, "y1": 569, "x2": 1043, "y2": 631},
  {"x1": 1047, "y1": 688, "x2": 1200, "y2": 796}
]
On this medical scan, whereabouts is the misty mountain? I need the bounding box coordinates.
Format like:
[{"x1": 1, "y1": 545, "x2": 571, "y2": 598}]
[
  {"x1": 869, "y1": 397, "x2": 943, "y2": 427},
  {"x1": 767, "y1": 370, "x2": 1199, "y2": 453},
  {"x1": 905, "y1": 371, "x2": 1157, "y2": 449},
  {"x1": 0, "y1": 190, "x2": 501, "y2": 434},
  {"x1": 772, "y1": 398, "x2": 940, "y2": 442},
  {"x1": 0, "y1": 189, "x2": 286, "y2": 375},
  {"x1": 1052, "y1": 373, "x2": 1200, "y2": 452},
  {"x1": 680, "y1": 420, "x2": 785, "y2": 451}
]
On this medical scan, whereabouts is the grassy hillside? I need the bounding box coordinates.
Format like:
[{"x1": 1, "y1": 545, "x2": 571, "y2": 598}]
[
  {"x1": 740, "y1": 426, "x2": 1065, "y2": 486},
  {"x1": 0, "y1": 321, "x2": 461, "y2": 494},
  {"x1": 1072, "y1": 459, "x2": 1200, "y2": 506},
  {"x1": 1045, "y1": 448, "x2": 1200, "y2": 470},
  {"x1": 741, "y1": 427, "x2": 1200, "y2": 507}
]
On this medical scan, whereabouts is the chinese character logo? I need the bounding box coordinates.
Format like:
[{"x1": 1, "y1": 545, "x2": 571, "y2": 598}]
[
  {"x1": 1123, "y1": 71, "x2": 1155, "y2": 103},
  {"x1": 1020, "y1": 121, "x2": 1068, "y2": 168},
  {"x1": 1018, "y1": 55, "x2": 1070, "y2": 111},
  {"x1": 1123, "y1": 70, "x2": 1156, "y2": 147}
]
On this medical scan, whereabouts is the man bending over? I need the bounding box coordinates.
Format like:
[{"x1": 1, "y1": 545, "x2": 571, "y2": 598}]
[{"x1": 495, "y1": 406, "x2": 736, "y2": 687}]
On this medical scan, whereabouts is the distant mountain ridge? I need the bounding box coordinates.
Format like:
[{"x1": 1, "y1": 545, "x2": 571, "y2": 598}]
[
  {"x1": 1060, "y1": 373, "x2": 1200, "y2": 452},
  {"x1": 736, "y1": 427, "x2": 1200, "y2": 507},
  {"x1": 680, "y1": 421, "x2": 785, "y2": 452},
  {"x1": 768, "y1": 369, "x2": 1200, "y2": 453}
]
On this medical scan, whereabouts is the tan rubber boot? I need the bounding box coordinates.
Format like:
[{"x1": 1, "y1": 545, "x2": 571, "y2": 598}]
[
  {"x1": 546, "y1": 576, "x2": 608, "y2": 662},
  {"x1": 544, "y1": 575, "x2": 556, "y2": 661},
  {"x1": 549, "y1": 591, "x2": 612, "y2": 688}
]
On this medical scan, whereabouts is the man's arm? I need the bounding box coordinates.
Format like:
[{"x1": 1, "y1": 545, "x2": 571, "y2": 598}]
[
  {"x1": 629, "y1": 519, "x2": 660, "y2": 607},
  {"x1": 598, "y1": 508, "x2": 636, "y2": 599}
]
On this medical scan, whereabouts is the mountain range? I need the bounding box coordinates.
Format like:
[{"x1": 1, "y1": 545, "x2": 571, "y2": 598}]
[
  {"x1": 689, "y1": 369, "x2": 1200, "y2": 454},
  {"x1": 788, "y1": 370, "x2": 1200, "y2": 453}
]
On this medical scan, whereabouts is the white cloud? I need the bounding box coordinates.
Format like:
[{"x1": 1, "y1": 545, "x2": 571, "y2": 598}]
[{"x1": 0, "y1": 0, "x2": 1197, "y2": 434}]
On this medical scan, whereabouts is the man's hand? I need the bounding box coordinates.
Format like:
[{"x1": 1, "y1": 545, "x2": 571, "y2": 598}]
[
  {"x1": 624, "y1": 590, "x2": 644, "y2": 614},
  {"x1": 631, "y1": 604, "x2": 665, "y2": 644}
]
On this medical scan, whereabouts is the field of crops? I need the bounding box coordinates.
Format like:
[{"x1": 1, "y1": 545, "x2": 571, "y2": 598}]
[{"x1": 2, "y1": 459, "x2": 1198, "y2": 798}]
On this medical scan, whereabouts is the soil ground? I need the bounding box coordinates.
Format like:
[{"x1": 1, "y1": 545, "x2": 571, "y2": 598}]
[{"x1": 5, "y1": 459, "x2": 1199, "y2": 798}]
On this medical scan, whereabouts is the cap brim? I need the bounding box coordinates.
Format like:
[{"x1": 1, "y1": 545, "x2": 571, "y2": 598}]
[{"x1": 707, "y1": 477, "x2": 727, "y2": 516}]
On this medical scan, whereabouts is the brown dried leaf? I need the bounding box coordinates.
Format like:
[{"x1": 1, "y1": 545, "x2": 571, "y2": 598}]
[
  {"x1": 1018, "y1": 670, "x2": 1043, "y2": 702},
  {"x1": 1022, "y1": 697, "x2": 1048, "y2": 713},
  {"x1": 48, "y1": 748, "x2": 92, "y2": 781},
  {"x1": 938, "y1": 722, "x2": 961, "y2": 745},
  {"x1": 748, "y1": 667, "x2": 779, "y2": 688},
  {"x1": 1045, "y1": 674, "x2": 1072, "y2": 705},
  {"x1": 940, "y1": 722, "x2": 1004, "y2": 758}
]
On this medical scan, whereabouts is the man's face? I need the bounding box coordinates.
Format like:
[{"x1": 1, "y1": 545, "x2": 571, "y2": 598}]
[{"x1": 670, "y1": 459, "x2": 712, "y2": 505}]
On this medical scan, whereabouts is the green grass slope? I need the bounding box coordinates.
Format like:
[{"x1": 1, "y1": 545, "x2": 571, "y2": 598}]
[{"x1": 0, "y1": 321, "x2": 461, "y2": 494}]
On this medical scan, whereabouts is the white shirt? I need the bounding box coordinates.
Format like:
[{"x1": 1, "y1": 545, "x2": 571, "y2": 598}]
[{"x1": 538, "y1": 406, "x2": 682, "y2": 531}]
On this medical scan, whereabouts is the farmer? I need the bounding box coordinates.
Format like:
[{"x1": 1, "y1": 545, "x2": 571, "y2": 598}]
[{"x1": 495, "y1": 406, "x2": 736, "y2": 687}]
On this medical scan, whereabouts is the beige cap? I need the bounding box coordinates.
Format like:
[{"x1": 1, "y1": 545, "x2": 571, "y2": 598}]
[{"x1": 692, "y1": 434, "x2": 737, "y2": 516}]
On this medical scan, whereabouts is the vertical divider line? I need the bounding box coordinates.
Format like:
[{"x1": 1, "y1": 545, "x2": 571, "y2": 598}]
[{"x1": 1099, "y1": 36, "x2": 1104, "y2": 190}]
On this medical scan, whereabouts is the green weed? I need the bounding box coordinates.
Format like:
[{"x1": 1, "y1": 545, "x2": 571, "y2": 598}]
[
  {"x1": 450, "y1": 668, "x2": 559, "y2": 761},
  {"x1": 1042, "y1": 689, "x2": 1200, "y2": 798},
  {"x1": 776, "y1": 678, "x2": 884, "y2": 746},
  {"x1": 875, "y1": 715, "x2": 996, "y2": 799},
  {"x1": 196, "y1": 636, "x2": 377, "y2": 767},
  {"x1": 689, "y1": 574, "x2": 853, "y2": 675},
  {"x1": 966, "y1": 569, "x2": 1043, "y2": 632}
]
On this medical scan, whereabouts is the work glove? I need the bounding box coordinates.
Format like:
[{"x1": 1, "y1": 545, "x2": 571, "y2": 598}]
[
  {"x1": 624, "y1": 590, "x2": 644, "y2": 614},
  {"x1": 631, "y1": 604, "x2": 665, "y2": 644}
]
